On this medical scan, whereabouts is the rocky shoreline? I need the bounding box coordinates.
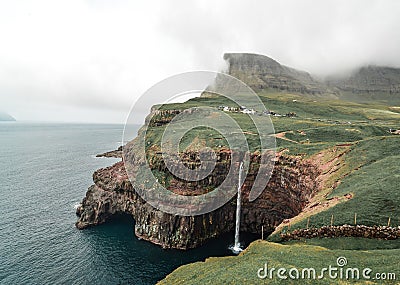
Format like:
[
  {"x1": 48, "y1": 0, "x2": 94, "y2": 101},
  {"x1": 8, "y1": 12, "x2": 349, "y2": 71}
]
[
  {"x1": 76, "y1": 151, "x2": 323, "y2": 249},
  {"x1": 95, "y1": 146, "x2": 123, "y2": 158},
  {"x1": 76, "y1": 52, "x2": 400, "y2": 250}
]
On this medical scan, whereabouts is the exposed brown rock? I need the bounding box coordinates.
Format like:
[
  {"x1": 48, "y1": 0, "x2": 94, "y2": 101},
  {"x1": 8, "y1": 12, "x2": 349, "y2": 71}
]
[
  {"x1": 96, "y1": 146, "x2": 123, "y2": 158},
  {"x1": 76, "y1": 151, "x2": 323, "y2": 249},
  {"x1": 223, "y1": 53, "x2": 333, "y2": 95}
]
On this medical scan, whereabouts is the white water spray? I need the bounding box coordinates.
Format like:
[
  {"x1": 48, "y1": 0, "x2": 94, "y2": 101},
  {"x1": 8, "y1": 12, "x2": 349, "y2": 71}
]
[{"x1": 232, "y1": 162, "x2": 244, "y2": 253}]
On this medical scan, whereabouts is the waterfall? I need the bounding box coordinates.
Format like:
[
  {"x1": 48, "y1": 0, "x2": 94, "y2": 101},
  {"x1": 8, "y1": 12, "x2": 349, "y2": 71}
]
[{"x1": 232, "y1": 162, "x2": 244, "y2": 253}]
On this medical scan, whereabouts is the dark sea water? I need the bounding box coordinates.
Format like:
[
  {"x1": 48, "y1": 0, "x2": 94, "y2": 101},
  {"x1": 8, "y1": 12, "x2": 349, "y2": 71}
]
[{"x1": 0, "y1": 122, "x2": 257, "y2": 285}]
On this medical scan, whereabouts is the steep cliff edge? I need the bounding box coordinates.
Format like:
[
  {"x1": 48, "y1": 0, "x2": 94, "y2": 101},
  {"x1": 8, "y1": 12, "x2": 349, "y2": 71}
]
[
  {"x1": 76, "y1": 53, "x2": 392, "y2": 249},
  {"x1": 223, "y1": 53, "x2": 332, "y2": 95},
  {"x1": 224, "y1": 53, "x2": 400, "y2": 100},
  {"x1": 76, "y1": 150, "x2": 323, "y2": 249},
  {"x1": 327, "y1": 65, "x2": 400, "y2": 94}
]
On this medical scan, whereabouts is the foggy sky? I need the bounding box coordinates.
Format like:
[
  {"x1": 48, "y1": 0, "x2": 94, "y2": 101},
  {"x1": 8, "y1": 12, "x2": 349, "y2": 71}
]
[{"x1": 1, "y1": 0, "x2": 399, "y2": 123}]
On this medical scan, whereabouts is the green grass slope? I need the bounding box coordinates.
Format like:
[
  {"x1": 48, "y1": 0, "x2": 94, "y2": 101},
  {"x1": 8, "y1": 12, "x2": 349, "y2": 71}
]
[
  {"x1": 159, "y1": 240, "x2": 399, "y2": 284},
  {"x1": 156, "y1": 90, "x2": 400, "y2": 284}
]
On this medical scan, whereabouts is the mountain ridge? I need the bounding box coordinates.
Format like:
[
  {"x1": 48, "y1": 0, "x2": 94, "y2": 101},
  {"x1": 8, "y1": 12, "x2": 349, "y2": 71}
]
[
  {"x1": 327, "y1": 65, "x2": 400, "y2": 94},
  {"x1": 223, "y1": 53, "x2": 400, "y2": 99},
  {"x1": 223, "y1": 53, "x2": 331, "y2": 95}
]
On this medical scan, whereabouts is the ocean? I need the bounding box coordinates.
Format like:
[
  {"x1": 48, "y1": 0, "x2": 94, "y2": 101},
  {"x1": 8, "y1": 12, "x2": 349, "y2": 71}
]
[{"x1": 0, "y1": 122, "x2": 255, "y2": 285}]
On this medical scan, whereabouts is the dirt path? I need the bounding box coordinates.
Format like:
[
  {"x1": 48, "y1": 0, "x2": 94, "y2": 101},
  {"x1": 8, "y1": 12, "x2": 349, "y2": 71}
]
[{"x1": 273, "y1": 131, "x2": 299, "y2": 144}]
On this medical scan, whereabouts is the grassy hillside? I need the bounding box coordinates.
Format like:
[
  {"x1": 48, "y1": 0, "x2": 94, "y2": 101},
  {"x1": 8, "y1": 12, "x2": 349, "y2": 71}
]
[
  {"x1": 150, "y1": 92, "x2": 400, "y2": 230},
  {"x1": 285, "y1": 138, "x2": 400, "y2": 228},
  {"x1": 148, "y1": 91, "x2": 399, "y2": 154},
  {"x1": 159, "y1": 240, "x2": 399, "y2": 284},
  {"x1": 155, "y1": 90, "x2": 400, "y2": 284}
]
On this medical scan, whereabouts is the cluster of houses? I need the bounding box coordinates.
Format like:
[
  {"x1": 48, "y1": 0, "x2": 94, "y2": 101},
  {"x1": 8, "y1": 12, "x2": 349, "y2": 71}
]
[
  {"x1": 217, "y1": 105, "x2": 296, "y2": 118},
  {"x1": 218, "y1": 105, "x2": 255, "y2": 114}
]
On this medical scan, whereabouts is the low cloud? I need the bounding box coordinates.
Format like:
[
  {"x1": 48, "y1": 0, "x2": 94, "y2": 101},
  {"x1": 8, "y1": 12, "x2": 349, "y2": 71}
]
[{"x1": 0, "y1": 0, "x2": 399, "y2": 122}]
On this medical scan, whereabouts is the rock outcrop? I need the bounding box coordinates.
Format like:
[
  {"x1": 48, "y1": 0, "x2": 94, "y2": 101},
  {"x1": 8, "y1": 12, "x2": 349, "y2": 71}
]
[
  {"x1": 76, "y1": 149, "x2": 323, "y2": 249},
  {"x1": 96, "y1": 146, "x2": 123, "y2": 158},
  {"x1": 223, "y1": 53, "x2": 332, "y2": 95},
  {"x1": 223, "y1": 53, "x2": 400, "y2": 99},
  {"x1": 327, "y1": 65, "x2": 400, "y2": 94},
  {"x1": 77, "y1": 52, "x2": 385, "y2": 250}
]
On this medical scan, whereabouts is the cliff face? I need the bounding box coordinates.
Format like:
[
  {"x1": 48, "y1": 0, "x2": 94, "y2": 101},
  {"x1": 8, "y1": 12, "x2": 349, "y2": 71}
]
[
  {"x1": 77, "y1": 52, "x2": 393, "y2": 249},
  {"x1": 327, "y1": 66, "x2": 400, "y2": 94},
  {"x1": 224, "y1": 53, "x2": 400, "y2": 99},
  {"x1": 223, "y1": 53, "x2": 331, "y2": 95},
  {"x1": 76, "y1": 149, "x2": 322, "y2": 249}
]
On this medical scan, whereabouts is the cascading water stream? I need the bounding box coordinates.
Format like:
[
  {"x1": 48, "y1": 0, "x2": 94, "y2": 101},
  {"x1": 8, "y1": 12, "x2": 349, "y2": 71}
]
[{"x1": 231, "y1": 162, "x2": 243, "y2": 254}]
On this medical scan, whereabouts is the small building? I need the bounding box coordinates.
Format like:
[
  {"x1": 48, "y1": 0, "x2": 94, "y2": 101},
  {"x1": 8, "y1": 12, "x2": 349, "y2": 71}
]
[
  {"x1": 285, "y1": 112, "x2": 297, "y2": 118},
  {"x1": 242, "y1": 108, "x2": 255, "y2": 114}
]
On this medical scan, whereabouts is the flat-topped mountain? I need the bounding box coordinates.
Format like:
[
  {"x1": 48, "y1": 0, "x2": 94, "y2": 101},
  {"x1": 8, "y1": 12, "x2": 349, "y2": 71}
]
[
  {"x1": 223, "y1": 53, "x2": 331, "y2": 95},
  {"x1": 223, "y1": 53, "x2": 400, "y2": 100},
  {"x1": 0, "y1": 111, "x2": 16, "y2": 121}
]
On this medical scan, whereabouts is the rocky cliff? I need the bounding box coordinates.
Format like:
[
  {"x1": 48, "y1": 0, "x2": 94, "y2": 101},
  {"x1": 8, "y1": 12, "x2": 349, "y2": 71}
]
[
  {"x1": 223, "y1": 53, "x2": 331, "y2": 95},
  {"x1": 76, "y1": 150, "x2": 322, "y2": 249},
  {"x1": 77, "y1": 52, "x2": 389, "y2": 249},
  {"x1": 327, "y1": 65, "x2": 400, "y2": 94},
  {"x1": 224, "y1": 53, "x2": 400, "y2": 99}
]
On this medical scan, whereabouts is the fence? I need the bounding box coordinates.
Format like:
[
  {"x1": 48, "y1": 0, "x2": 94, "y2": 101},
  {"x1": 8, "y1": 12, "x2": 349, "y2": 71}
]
[{"x1": 276, "y1": 213, "x2": 400, "y2": 241}]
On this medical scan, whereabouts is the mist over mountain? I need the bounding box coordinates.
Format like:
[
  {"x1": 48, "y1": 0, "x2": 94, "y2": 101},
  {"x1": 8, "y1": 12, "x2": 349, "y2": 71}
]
[
  {"x1": 326, "y1": 65, "x2": 400, "y2": 94},
  {"x1": 223, "y1": 53, "x2": 400, "y2": 103},
  {"x1": 0, "y1": 111, "x2": 16, "y2": 121}
]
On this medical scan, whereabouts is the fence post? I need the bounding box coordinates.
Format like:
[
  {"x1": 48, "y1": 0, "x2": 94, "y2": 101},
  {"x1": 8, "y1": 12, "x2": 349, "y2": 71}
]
[
  {"x1": 387, "y1": 217, "x2": 391, "y2": 227},
  {"x1": 354, "y1": 213, "x2": 357, "y2": 225},
  {"x1": 330, "y1": 214, "x2": 334, "y2": 227},
  {"x1": 307, "y1": 217, "x2": 310, "y2": 229}
]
